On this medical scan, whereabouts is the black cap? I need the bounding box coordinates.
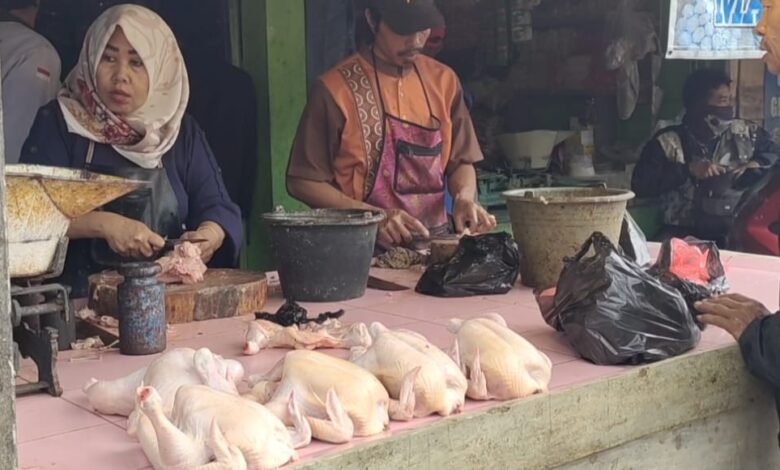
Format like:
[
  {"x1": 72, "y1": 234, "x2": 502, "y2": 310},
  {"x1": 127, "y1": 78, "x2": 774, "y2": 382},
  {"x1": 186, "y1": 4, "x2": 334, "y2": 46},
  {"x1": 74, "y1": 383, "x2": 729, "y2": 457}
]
[{"x1": 370, "y1": 0, "x2": 445, "y2": 36}]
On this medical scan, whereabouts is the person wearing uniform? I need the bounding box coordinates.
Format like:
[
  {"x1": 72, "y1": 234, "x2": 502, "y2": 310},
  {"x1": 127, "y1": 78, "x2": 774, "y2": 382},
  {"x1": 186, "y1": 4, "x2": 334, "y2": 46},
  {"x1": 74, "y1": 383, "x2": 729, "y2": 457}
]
[
  {"x1": 631, "y1": 68, "x2": 779, "y2": 247},
  {"x1": 19, "y1": 4, "x2": 242, "y2": 296},
  {"x1": 0, "y1": 0, "x2": 60, "y2": 163},
  {"x1": 287, "y1": 0, "x2": 495, "y2": 249}
]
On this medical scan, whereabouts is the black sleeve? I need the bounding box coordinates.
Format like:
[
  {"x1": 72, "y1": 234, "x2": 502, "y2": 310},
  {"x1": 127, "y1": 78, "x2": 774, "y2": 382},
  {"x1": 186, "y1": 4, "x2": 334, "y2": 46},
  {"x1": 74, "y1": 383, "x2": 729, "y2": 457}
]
[
  {"x1": 631, "y1": 138, "x2": 690, "y2": 198},
  {"x1": 739, "y1": 314, "x2": 780, "y2": 388}
]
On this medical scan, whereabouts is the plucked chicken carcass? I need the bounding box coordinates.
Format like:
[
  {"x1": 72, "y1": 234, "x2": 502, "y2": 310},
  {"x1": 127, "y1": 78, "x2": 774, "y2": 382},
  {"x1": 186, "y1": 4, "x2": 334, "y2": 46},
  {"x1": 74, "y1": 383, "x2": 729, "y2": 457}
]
[
  {"x1": 83, "y1": 348, "x2": 244, "y2": 434},
  {"x1": 244, "y1": 319, "x2": 371, "y2": 355},
  {"x1": 248, "y1": 350, "x2": 416, "y2": 444},
  {"x1": 136, "y1": 384, "x2": 310, "y2": 470},
  {"x1": 350, "y1": 322, "x2": 467, "y2": 417},
  {"x1": 157, "y1": 241, "x2": 207, "y2": 284},
  {"x1": 448, "y1": 314, "x2": 552, "y2": 400}
]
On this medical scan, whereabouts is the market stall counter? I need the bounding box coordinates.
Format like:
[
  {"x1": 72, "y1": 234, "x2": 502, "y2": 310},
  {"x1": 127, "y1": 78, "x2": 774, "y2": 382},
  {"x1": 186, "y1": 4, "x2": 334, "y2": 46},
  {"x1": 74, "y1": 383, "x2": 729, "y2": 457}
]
[{"x1": 15, "y1": 248, "x2": 780, "y2": 470}]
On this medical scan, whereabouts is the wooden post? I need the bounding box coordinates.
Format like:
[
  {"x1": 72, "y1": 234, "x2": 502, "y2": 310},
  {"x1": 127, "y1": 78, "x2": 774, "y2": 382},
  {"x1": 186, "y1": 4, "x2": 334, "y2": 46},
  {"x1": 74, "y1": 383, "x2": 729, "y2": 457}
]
[
  {"x1": 241, "y1": 0, "x2": 308, "y2": 271},
  {"x1": 0, "y1": 56, "x2": 19, "y2": 469}
]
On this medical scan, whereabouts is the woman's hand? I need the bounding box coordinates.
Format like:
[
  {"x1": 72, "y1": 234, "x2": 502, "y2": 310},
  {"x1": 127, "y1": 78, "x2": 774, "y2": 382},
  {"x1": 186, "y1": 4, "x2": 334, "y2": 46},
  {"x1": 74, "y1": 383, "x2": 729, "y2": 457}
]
[
  {"x1": 181, "y1": 221, "x2": 225, "y2": 263},
  {"x1": 689, "y1": 160, "x2": 727, "y2": 180},
  {"x1": 734, "y1": 161, "x2": 761, "y2": 178},
  {"x1": 100, "y1": 213, "x2": 165, "y2": 259}
]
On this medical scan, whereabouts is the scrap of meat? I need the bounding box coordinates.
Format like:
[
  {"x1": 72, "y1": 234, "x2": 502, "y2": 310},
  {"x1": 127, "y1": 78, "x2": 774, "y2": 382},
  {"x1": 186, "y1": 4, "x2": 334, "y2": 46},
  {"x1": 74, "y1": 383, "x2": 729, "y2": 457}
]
[
  {"x1": 254, "y1": 300, "x2": 345, "y2": 327},
  {"x1": 375, "y1": 247, "x2": 425, "y2": 269},
  {"x1": 157, "y1": 242, "x2": 207, "y2": 284},
  {"x1": 244, "y1": 319, "x2": 371, "y2": 355}
]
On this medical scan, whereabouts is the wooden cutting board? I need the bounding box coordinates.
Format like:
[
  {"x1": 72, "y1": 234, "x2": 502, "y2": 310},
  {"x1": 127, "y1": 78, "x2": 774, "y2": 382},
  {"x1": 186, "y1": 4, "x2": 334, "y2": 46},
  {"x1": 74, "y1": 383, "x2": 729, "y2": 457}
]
[{"x1": 87, "y1": 269, "x2": 267, "y2": 324}]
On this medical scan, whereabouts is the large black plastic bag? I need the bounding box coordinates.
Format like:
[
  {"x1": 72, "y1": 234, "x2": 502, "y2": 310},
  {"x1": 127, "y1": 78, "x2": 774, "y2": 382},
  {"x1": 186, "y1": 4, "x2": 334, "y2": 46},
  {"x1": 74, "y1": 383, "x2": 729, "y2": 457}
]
[
  {"x1": 415, "y1": 233, "x2": 521, "y2": 297},
  {"x1": 546, "y1": 232, "x2": 700, "y2": 366}
]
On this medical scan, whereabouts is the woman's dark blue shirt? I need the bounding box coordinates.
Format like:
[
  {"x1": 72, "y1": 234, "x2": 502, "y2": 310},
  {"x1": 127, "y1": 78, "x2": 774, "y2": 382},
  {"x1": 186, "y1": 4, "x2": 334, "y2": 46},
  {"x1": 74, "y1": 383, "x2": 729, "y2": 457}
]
[{"x1": 20, "y1": 101, "x2": 243, "y2": 267}]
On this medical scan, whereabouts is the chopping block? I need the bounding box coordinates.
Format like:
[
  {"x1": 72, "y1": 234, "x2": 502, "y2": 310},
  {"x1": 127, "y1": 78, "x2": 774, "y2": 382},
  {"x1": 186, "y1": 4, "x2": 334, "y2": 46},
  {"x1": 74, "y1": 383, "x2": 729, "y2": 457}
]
[{"x1": 88, "y1": 269, "x2": 267, "y2": 324}]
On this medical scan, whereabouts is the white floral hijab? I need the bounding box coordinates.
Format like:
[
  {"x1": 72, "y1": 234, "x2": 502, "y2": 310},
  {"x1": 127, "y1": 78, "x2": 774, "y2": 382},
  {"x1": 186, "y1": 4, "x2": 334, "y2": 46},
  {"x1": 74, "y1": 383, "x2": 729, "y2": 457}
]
[{"x1": 57, "y1": 4, "x2": 189, "y2": 169}]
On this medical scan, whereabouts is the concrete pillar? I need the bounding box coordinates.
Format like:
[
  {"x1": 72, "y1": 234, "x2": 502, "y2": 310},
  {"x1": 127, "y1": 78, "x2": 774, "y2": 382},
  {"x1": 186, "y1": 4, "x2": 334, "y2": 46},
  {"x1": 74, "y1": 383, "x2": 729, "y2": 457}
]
[{"x1": 0, "y1": 56, "x2": 19, "y2": 469}]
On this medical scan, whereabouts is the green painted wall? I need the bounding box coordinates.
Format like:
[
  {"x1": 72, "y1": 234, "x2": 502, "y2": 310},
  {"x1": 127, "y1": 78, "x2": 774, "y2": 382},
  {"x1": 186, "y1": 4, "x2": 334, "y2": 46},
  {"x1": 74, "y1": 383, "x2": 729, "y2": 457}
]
[{"x1": 240, "y1": 0, "x2": 307, "y2": 271}]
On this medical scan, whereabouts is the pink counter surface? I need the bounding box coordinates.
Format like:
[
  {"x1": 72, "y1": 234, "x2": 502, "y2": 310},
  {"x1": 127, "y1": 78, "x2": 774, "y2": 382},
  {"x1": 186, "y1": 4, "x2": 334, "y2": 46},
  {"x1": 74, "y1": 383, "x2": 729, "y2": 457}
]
[{"x1": 15, "y1": 249, "x2": 780, "y2": 470}]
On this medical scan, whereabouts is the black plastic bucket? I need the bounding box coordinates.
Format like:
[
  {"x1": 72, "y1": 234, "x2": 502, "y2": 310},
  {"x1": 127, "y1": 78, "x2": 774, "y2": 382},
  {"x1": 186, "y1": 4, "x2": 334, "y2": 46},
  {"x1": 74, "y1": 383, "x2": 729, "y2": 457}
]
[{"x1": 263, "y1": 209, "x2": 385, "y2": 302}]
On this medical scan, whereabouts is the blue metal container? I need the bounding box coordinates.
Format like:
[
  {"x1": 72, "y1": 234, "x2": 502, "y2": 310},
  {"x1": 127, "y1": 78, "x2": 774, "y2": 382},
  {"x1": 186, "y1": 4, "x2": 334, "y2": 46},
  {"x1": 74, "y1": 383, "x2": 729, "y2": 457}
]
[{"x1": 117, "y1": 262, "x2": 166, "y2": 355}]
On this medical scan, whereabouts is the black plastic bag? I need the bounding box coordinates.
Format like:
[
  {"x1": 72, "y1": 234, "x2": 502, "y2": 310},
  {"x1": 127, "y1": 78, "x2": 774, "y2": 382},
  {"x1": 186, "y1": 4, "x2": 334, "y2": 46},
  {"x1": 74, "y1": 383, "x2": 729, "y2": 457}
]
[
  {"x1": 546, "y1": 232, "x2": 700, "y2": 366},
  {"x1": 415, "y1": 233, "x2": 521, "y2": 297},
  {"x1": 619, "y1": 211, "x2": 652, "y2": 267},
  {"x1": 650, "y1": 237, "x2": 728, "y2": 294}
]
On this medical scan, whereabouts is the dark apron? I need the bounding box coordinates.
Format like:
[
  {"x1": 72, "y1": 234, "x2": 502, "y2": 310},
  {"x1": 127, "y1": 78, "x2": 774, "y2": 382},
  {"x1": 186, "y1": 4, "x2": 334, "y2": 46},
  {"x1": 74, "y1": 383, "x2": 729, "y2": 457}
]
[
  {"x1": 364, "y1": 49, "x2": 449, "y2": 250},
  {"x1": 59, "y1": 142, "x2": 183, "y2": 297}
]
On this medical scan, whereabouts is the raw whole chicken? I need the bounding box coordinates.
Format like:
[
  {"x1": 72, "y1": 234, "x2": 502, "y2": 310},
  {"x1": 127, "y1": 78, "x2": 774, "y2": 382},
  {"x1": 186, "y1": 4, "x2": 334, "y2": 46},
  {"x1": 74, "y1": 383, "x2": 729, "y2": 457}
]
[
  {"x1": 248, "y1": 350, "x2": 416, "y2": 444},
  {"x1": 244, "y1": 319, "x2": 371, "y2": 355},
  {"x1": 350, "y1": 322, "x2": 467, "y2": 417},
  {"x1": 448, "y1": 314, "x2": 552, "y2": 401},
  {"x1": 83, "y1": 348, "x2": 244, "y2": 435},
  {"x1": 157, "y1": 242, "x2": 207, "y2": 284},
  {"x1": 136, "y1": 384, "x2": 310, "y2": 470}
]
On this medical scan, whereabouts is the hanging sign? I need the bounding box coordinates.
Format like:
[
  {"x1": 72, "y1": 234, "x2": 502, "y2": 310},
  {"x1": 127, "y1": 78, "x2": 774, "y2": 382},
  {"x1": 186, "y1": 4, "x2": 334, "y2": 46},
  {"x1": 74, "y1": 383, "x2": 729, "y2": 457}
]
[{"x1": 667, "y1": 0, "x2": 764, "y2": 60}]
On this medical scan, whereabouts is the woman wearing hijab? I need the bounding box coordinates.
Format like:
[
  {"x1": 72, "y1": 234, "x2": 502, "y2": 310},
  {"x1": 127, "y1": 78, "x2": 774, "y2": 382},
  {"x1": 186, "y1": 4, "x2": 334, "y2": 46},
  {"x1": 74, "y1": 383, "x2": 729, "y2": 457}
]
[{"x1": 20, "y1": 4, "x2": 242, "y2": 296}]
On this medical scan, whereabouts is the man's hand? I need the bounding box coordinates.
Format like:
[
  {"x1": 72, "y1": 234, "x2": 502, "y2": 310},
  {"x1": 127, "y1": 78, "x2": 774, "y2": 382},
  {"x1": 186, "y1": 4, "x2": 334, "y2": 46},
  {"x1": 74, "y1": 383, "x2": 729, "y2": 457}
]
[
  {"x1": 378, "y1": 208, "x2": 430, "y2": 247},
  {"x1": 452, "y1": 197, "x2": 497, "y2": 235},
  {"x1": 101, "y1": 213, "x2": 166, "y2": 259},
  {"x1": 733, "y1": 161, "x2": 761, "y2": 178},
  {"x1": 689, "y1": 160, "x2": 727, "y2": 180},
  {"x1": 695, "y1": 293, "x2": 771, "y2": 340},
  {"x1": 181, "y1": 221, "x2": 225, "y2": 263}
]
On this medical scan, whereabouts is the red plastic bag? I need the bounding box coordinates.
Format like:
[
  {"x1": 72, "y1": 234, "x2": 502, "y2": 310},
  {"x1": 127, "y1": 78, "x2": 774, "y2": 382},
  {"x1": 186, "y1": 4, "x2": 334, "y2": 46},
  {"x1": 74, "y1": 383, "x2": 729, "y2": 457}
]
[{"x1": 667, "y1": 238, "x2": 712, "y2": 286}]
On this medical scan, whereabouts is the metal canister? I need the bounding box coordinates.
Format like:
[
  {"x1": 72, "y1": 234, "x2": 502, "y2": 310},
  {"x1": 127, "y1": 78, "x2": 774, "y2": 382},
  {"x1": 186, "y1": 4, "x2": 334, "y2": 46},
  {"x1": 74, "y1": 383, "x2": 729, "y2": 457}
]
[{"x1": 117, "y1": 262, "x2": 166, "y2": 355}]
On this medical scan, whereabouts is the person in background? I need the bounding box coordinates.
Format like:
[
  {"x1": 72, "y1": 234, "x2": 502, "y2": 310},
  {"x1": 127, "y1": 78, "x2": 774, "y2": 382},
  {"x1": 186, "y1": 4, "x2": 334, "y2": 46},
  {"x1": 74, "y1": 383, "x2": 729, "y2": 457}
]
[
  {"x1": 287, "y1": 0, "x2": 495, "y2": 249},
  {"x1": 160, "y1": 0, "x2": 259, "y2": 220},
  {"x1": 20, "y1": 4, "x2": 242, "y2": 296},
  {"x1": 696, "y1": 1, "x2": 780, "y2": 447},
  {"x1": 0, "y1": 0, "x2": 60, "y2": 163},
  {"x1": 631, "y1": 68, "x2": 778, "y2": 246}
]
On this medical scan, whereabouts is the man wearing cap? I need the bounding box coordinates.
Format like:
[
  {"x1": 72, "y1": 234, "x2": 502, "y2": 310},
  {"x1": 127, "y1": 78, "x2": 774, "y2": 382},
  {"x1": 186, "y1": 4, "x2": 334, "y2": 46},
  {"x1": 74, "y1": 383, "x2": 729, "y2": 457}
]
[
  {"x1": 0, "y1": 0, "x2": 60, "y2": 163},
  {"x1": 287, "y1": 0, "x2": 495, "y2": 248}
]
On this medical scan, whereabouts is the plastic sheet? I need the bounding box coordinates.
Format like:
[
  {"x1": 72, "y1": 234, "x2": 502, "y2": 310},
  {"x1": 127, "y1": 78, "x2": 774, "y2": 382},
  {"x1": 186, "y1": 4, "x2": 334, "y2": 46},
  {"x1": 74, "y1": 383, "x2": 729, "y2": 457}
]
[
  {"x1": 415, "y1": 233, "x2": 521, "y2": 298},
  {"x1": 545, "y1": 233, "x2": 700, "y2": 365}
]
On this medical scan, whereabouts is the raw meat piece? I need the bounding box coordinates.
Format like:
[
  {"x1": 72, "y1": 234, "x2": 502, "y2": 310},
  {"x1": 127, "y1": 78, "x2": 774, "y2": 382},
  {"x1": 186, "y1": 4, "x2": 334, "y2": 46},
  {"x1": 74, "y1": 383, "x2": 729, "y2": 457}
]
[
  {"x1": 247, "y1": 350, "x2": 416, "y2": 443},
  {"x1": 244, "y1": 319, "x2": 371, "y2": 355},
  {"x1": 157, "y1": 242, "x2": 207, "y2": 284},
  {"x1": 83, "y1": 348, "x2": 244, "y2": 430},
  {"x1": 136, "y1": 384, "x2": 309, "y2": 470},
  {"x1": 351, "y1": 322, "x2": 467, "y2": 417},
  {"x1": 448, "y1": 314, "x2": 552, "y2": 401}
]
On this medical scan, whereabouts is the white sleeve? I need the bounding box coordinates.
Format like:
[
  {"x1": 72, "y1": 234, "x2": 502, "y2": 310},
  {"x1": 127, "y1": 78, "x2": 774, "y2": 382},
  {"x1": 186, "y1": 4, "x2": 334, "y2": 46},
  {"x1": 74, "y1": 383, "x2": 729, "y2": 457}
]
[{"x1": 2, "y1": 44, "x2": 61, "y2": 163}]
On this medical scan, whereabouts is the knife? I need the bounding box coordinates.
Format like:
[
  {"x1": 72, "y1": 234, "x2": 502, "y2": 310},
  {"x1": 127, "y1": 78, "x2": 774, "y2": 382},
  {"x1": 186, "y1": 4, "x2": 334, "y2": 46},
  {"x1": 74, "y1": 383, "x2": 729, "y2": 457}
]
[{"x1": 367, "y1": 275, "x2": 410, "y2": 291}]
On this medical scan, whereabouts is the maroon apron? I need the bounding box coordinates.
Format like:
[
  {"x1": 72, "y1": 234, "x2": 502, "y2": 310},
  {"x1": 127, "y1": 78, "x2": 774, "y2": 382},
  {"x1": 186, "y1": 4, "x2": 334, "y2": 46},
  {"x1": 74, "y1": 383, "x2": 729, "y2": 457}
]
[{"x1": 363, "y1": 49, "x2": 449, "y2": 241}]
